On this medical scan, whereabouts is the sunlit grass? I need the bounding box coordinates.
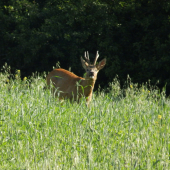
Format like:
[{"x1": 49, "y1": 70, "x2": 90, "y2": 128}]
[{"x1": 0, "y1": 65, "x2": 170, "y2": 169}]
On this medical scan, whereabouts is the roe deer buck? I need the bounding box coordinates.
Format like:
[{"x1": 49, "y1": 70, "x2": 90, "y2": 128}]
[{"x1": 46, "y1": 51, "x2": 106, "y2": 105}]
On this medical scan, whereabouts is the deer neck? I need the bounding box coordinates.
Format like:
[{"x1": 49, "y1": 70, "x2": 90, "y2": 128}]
[{"x1": 80, "y1": 76, "x2": 96, "y2": 97}]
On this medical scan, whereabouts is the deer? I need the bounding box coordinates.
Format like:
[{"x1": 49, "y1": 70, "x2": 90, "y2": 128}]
[{"x1": 46, "y1": 51, "x2": 106, "y2": 106}]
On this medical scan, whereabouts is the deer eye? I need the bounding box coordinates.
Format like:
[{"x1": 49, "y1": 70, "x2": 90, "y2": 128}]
[{"x1": 86, "y1": 69, "x2": 90, "y2": 71}]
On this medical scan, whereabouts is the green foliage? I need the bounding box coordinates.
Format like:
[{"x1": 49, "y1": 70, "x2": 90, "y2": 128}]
[
  {"x1": 0, "y1": 0, "x2": 170, "y2": 93},
  {"x1": 1, "y1": 70, "x2": 170, "y2": 169}
]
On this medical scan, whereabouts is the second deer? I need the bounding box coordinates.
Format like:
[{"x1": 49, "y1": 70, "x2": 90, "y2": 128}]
[{"x1": 46, "y1": 51, "x2": 106, "y2": 105}]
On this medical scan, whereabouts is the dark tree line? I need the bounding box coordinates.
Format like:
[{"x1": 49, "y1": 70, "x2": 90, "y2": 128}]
[{"x1": 1, "y1": 0, "x2": 170, "y2": 93}]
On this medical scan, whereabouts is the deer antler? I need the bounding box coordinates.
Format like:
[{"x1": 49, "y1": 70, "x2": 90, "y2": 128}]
[
  {"x1": 93, "y1": 51, "x2": 99, "y2": 65},
  {"x1": 84, "y1": 51, "x2": 90, "y2": 64}
]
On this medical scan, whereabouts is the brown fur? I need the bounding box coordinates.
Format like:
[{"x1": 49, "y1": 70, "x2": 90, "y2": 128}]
[{"x1": 46, "y1": 52, "x2": 106, "y2": 105}]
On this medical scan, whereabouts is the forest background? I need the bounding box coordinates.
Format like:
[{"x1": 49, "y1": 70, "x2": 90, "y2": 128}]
[{"x1": 1, "y1": 0, "x2": 170, "y2": 94}]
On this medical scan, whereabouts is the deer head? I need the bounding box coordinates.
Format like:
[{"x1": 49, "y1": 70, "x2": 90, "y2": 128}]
[{"x1": 80, "y1": 51, "x2": 106, "y2": 81}]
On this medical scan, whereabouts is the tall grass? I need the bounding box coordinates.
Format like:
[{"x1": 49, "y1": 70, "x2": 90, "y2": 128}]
[{"x1": 0, "y1": 66, "x2": 170, "y2": 169}]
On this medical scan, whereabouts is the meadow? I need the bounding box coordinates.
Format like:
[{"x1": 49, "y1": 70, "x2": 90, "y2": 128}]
[{"x1": 0, "y1": 65, "x2": 170, "y2": 169}]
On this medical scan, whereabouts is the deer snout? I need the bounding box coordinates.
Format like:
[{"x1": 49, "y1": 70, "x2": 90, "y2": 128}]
[{"x1": 89, "y1": 72, "x2": 94, "y2": 77}]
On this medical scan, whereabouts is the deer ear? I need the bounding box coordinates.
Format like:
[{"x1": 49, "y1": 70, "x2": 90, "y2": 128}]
[
  {"x1": 96, "y1": 58, "x2": 106, "y2": 70},
  {"x1": 81, "y1": 57, "x2": 88, "y2": 70}
]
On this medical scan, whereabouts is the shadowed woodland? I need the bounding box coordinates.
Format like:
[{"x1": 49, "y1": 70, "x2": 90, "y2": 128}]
[{"x1": 1, "y1": 0, "x2": 170, "y2": 93}]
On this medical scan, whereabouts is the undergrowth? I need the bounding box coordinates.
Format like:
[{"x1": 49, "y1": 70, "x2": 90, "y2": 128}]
[{"x1": 0, "y1": 64, "x2": 170, "y2": 169}]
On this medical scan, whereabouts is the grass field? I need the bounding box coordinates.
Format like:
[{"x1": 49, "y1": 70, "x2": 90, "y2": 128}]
[{"x1": 1, "y1": 68, "x2": 170, "y2": 169}]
